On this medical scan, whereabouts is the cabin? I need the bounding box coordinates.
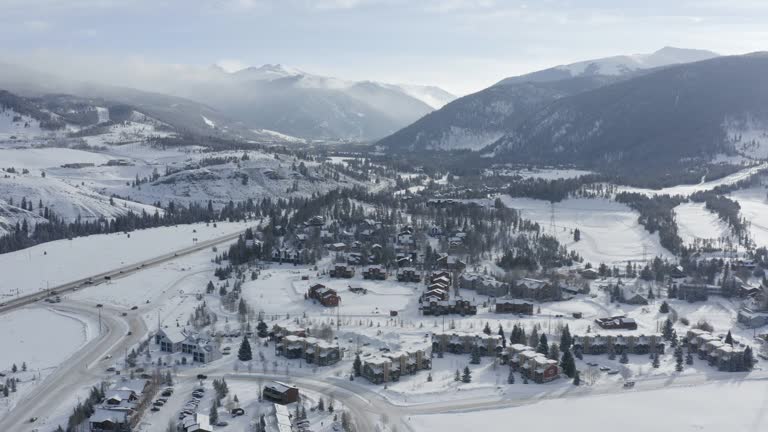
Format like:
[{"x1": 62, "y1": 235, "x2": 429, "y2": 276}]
[
  {"x1": 155, "y1": 327, "x2": 186, "y2": 353},
  {"x1": 180, "y1": 413, "x2": 212, "y2": 432},
  {"x1": 436, "y1": 255, "x2": 466, "y2": 272},
  {"x1": 180, "y1": 334, "x2": 222, "y2": 363},
  {"x1": 276, "y1": 335, "x2": 341, "y2": 366},
  {"x1": 89, "y1": 408, "x2": 130, "y2": 432},
  {"x1": 677, "y1": 283, "x2": 722, "y2": 302},
  {"x1": 263, "y1": 381, "x2": 300, "y2": 405}
]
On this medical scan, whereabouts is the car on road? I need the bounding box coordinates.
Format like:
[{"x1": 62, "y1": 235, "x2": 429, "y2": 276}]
[
  {"x1": 161, "y1": 388, "x2": 174, "y2": 397},
  {"x1": 599, "y1": 366, "x2": 611, "y2": 372},
  {"x1": 103, "y1": 354, "x2": 112, "y2": 360},
  {"x1": 96, "y1": 304, "x2": 103, "y2": 308},
  {"x1": 151, "y1": 406, "x2": 160, "y2": 412},
  {"x1": 623, "y1": 381, "x2": 636, "y2": 388},
  {"x1": 216, "y1": 421, "x2": 228, "y2": 427},
  {"x1": 607, "y1": 370, "x2": 620, "y2": 375},
  {"x1": 196, "y1": 374, "x2": 207, "y2": 380},
  {"x1": 126, "y1": 331, "x2": 132, "y2": 336},
  {"x1": 29, "y1": 417, "x2": 38, "y2": 423},
  {"x1": 121, "y1": 312, "x2": 128, "y2": 317},
  {"x1": 231, "y1": 408, "x2": 245, "y2": 416},
  {"x1": 131, "y1": 306, "x2": 138, "y2": 310}
]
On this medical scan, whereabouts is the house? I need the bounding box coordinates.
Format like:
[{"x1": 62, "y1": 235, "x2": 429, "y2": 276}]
[
  {"x1": 423, "y1": 288, "x2": 449, "y2": 302},
  {"x1": 738, "y1": 308, "x2": 768, "y2": 328},
  {"x1": 328, "y1": 242, "x2": 347, "y2": 252},
  {"x1": 274, "y1": 404, "x2": 293, "y2": 432},
  {"x1": 397, "y1": 267, "x2": 421, "y2": 283},
  {"x1": 460, "y1": 273, "x2": 510, "y2": 297},
  {"x1": 362, "y1": 265, "x2": 387, "y2": 280},
  {"x1": 428, "y1": 225, "x2": 443, "y2": 237},
  {"x1": 263, "y1": 381, "x2": 300, "y2": 404},
  {"x1": 308, "y1": 283, "x2": 341, "y2": 307},
  {"x1": 573, "y1": 334, "x2": 665, "y2": 355},
  {"x1": 510, "y1": 278, "x2": 560, "y2": 302},
  {"x1": 90, "y1": 408, "x2": 130, "y2": 432},
  {"x1": 594, "y1": 316, "x2": 638, "y2": 330},
  {"x1": 271, "y1": 323, "x2": 306, "y2": 341},
  {"x1": 329, "y1": 264, "x2": 355, "y2": 278},
  {"x1": 495, "y1": 298, "x2": 534, "y2": 315},
  {"x1": 307, "y1": 215, "x2": 325, "y2": 227},
  {"x1": 670, "y1": 265, "x2": 686, "y2": 279},
  {"x1": 155, "y1": 327, "x2": 186, "y2": 353},
  {"x1": 580, "y1": 268, "x2": 599, "y2": 280},
  {"x1": 180, "y1": 413, "x2": 212, "y2": 432},
  {"x1": 436, "y1": 255, "x2": 466, "y2": 272}
]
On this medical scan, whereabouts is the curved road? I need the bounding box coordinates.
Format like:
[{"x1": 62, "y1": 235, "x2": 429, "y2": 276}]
[{"x1": 0, "y1": 301, "x2": 147, "y2": 431}]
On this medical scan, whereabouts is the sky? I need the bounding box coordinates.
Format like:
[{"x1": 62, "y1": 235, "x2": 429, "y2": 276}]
[{"x1": 1, "y1": 0, "x2": 768, "y2": 95}]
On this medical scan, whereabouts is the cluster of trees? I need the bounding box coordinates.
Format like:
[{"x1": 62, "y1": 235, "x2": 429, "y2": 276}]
[
  {"x1": 615, "y1": 192, "x2": 685, "y2": 254},
  {"x1": 55, "y1": 385, "x2": 105, "y2": 432},
  {"x1": 497, "y1": 233, "x2": 581, "y2": 271}
]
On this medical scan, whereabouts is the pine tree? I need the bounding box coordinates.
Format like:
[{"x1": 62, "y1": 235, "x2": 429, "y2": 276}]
[
  {"x1": 498, "y1": 325, "x2": 506, "y2": 348},
  {"x1": 11, "y1": 364, "x2": 17, "y2": 373},
  {"x1": 662, "y1": 318, "x2": 674, "y2": 340},
  {"x1": 257, "y1": 320, "x2": 269, "y2": 338},
  {"x1": 659, "y1": 301, "x2": 670, "y2": 313},
  {"x1": 620, "y1": 351, "x2": 629, "y2": 364},
  {"x1": 560, "y1": 350, "x2": 576, "y2": 378},
  {"x1": 470, "y1": 345, "x2": 481, "y2": 365},
  {"x1": 744, "y1": 346, "x2": 754, "y2": 370},
  {"x1": 483, "y1": 322, "x2": 492, "y2": 335},
  {"x1": 454, "y1": 369, "x2": 461, "y2": 382},
  {"x1": 21, "y1": 362, "x2": 26, "y2": 372},
  {"x1": 462, "y1": 366, "x2": 472, "y2": 383},
  {"x1": 238, "y1": 337, "x2": 253, "y2": 361},
  {"x1": 548, "y1": 343, "x2": 560, "y2": 361},
  {"x1": 685, "y1": 351, "x2": 694, "y2": 365},
  {"x1": 724, "y1": 330, "x2": 733, "y2": 346},
  {"x1": 209, "y1": 400, "x2": 219, "y2": 425},
  {"x1": 652, "y1": 353, "x2": 660, "y2": 368},
  {"x1": 560, "y1": 325, "x2": 572, "y2": 351},
  {"x1": 573, "y1": 370, "x2": 581, "y2": 386},
  {"x1": 536, "y1": 334, "x2": 548, "y2": 355},
  {"x1": 353, "y1": 354, "x2": 362, "y2": 376}
]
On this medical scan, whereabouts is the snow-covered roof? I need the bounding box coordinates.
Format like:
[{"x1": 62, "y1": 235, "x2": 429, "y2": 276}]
[{"x1": 90, "y1": 408, "x2": 128, "y2": 424}]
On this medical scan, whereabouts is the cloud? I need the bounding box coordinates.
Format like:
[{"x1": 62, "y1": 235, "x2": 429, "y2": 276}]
[{"x1": 216, "y1": 59, "x2": 248, "y2": 73}]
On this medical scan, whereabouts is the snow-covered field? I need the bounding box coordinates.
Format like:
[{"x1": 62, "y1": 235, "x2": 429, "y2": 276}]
[
  {"x1": 411, "y1": 379, "x2": 768, "y2": 432},
  {"x1": 729, "y1": 186, "x2": 768, "y2": 248},
  {"x1": 0, "y1": 147, "x2": 114, "y2": 172},
  {"x1": 673, "y1": 202, "x2": 733, "y2": 246},
  {"x1": 500, "y1": 196, "x2": 674, "y2": 264},
  {"x1": 0, "y1": 221, "x2": 249, "y2": 297},
  {"x1": 0, "y1": 307, "x2": 93, "y2": 371},
  {"x1": 488, "y1": 167, "x2": 593, "y2": 180}
]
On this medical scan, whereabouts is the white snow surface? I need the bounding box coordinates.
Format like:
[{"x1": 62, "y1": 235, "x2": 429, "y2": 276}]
[
  {"x1": 729, "y1": 186, "x2": 768, "y2": 248},
  {"x1": 673, "y1": 202, "x2": 733, "y2": 246},
  {"x1": 0, "y1": 307, "x2": 92, "y2": 371},
  {"x1": 0, "y1": 221, "x2": 249, "y2": 297},
  {"x1": 500, "y1": 196, "x2": 675, "y2": 264},
  {"x1": 411, "y1": 380, "x2": 768, "y2": 432},
  {"x1": 616, "y1": 163, "x2": 768, "y2": 197}
]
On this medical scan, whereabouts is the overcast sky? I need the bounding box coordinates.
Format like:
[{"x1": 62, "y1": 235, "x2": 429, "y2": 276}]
[{"x1": 2, "y1": 0, "x2": 768, "y2": 95}]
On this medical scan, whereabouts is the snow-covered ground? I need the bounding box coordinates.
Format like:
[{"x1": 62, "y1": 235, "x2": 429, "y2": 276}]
[
  {"x1": 0, "y1": 221, "x2": 249, "y2": 297},
  {"x1": 0, "y1": 147, "x2": 114, "y2": 172},
  {"x1": 487, "y1": 167, "x2": 593, "y2": 180},
  {"x1": 411, "y1": 379, "x2": 768, "y2": 432},
  {"x1": 0, "y1": 307, "x2": 94, "y2": 372},
  {"x1": 499, "y1": 196, "x2": 674, "y2": 265},
  {"x1": 729, "y1": 186, "x2": 768, "y2": 248},
  {"x1": 673, "y1": 202, "x2": 733, "y2": 246}
]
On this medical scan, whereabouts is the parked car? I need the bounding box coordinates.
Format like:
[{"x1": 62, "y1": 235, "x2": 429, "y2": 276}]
[
  {"x1": 151, "y1": 406, "x2": 160, "y2": 412},
  {"x1": 131, "y1": 306, "x2": 138, "y2": 310},
  {"x1": 231, "y1": 408, "x2": 245, "y2": 416},
  {"x1": 623, "y1": 381, "x2": 635, "y2": 388},
  {"x1": 196, "y1": 374, "x2": 208, "y2": 380}
]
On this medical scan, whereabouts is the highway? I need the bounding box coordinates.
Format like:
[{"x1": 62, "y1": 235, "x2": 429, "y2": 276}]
[{"x1": 0, "y1": 228, "x2": 248, "y2": 315}]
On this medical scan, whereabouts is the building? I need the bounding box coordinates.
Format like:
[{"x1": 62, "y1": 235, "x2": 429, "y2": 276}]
[
  {"x1": 508, "y1": 346, "x2": 560, "y2": 383},
  {"x1": 308, "y1": 284, "x2": 341, "y2": 307},
  {"x1": 432, "y1": 331, "x2": 502, "y2": 357},
  {"x1": 362, "y1": 265, "x2": 387, "y2": 280},
  {"x1": 436, "y1": 255, "x2": 466, "y2": 272},
  {"x1": 572, "y1": 334, "x2": 665, "y2": 355},
  {"x1": 459, "y1": 273, "x2": 509, "y2": 297},
  {"x1": 676, "y1": 283, "x2": 722, "y2": 302},
  {"x1": 738, "y1": 308, "x2": 768, "y2": 328},
  {"x1": 594, "y1": 315, "x2": 638, "y2": 330},
  {"x1": 684, "y1": 329, "x2": 751, "y2": 371},
  {"x1": 329, "y1": 264, "x2": 355, "y2": 278},
  {"x1": 397, "y1": 267, "x2": 421, "y2": 283},
  {"x1": 180, "y1": 413, "x2": 212, "y2": 432},
  {"x1": 421, "y1": 297, "x2": 477, "y2": 316},
  {"x1": 180, "y1": 334, "x2": 222, "y2": 363},
  {"x1": 495, "y1": 298, "x2": 534, "y2": 315},
  {"x1": 274, "y1": 404, "x2": 293, "y2": 432},
  {"x1": 275, "y1": 335, "x2": 341, "y2": 366},
  {"x1": 361, "y1": 347, "x2": 431, "y2": 384},
  {"x1": 263, "y1": 381, "x2": 300, "y2": 405},
  {"x1": 271, "y1": 323, "x2": 306, "y2": 341},
  {"x1": 88, "y1": 379, "x2": 149, "y2": 432},
  {"x1": 155, "y1": 327, "x2": 186, "y2": 353},
  {"x1": 510, "y1": 278, "x2": 560, "y2": 302}
]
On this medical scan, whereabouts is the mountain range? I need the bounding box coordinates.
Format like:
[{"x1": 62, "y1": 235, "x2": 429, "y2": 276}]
[
  {"x1": 0, "y1": 61, "x2": 456, "y2": 143},
  {"x1": 376, "y1": 47, "x2": 720, "y2": 152}
]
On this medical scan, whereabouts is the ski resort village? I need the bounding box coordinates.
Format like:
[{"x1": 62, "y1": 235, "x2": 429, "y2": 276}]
[{"x1": 4, "y1": 11, "x2": 768, "y2": 431}]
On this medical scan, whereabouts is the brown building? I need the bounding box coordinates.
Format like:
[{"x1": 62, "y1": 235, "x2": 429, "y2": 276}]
[
  {"x1": 263, "y1": 381, "x2": 299, "y2": 405},
  {"x1": 308, "y1": 284, "x2": 341, "y2": 307}
]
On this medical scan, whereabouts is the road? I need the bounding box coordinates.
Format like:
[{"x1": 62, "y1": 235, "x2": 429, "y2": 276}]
[
  {"x1": 0, "y1": 228, "x2": 248, "y2": 315},
  {"x1": 0, "y1": 301, "x2": 147, "y2": 432}
]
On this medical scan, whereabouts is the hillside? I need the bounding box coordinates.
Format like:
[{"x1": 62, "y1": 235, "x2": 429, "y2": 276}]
[
  {"x1": 377, "y1": 47, "x2": 718, "y2": 152},
  {"x1": 488, "y1": 53, "x2": 768, "y2": 174}
]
